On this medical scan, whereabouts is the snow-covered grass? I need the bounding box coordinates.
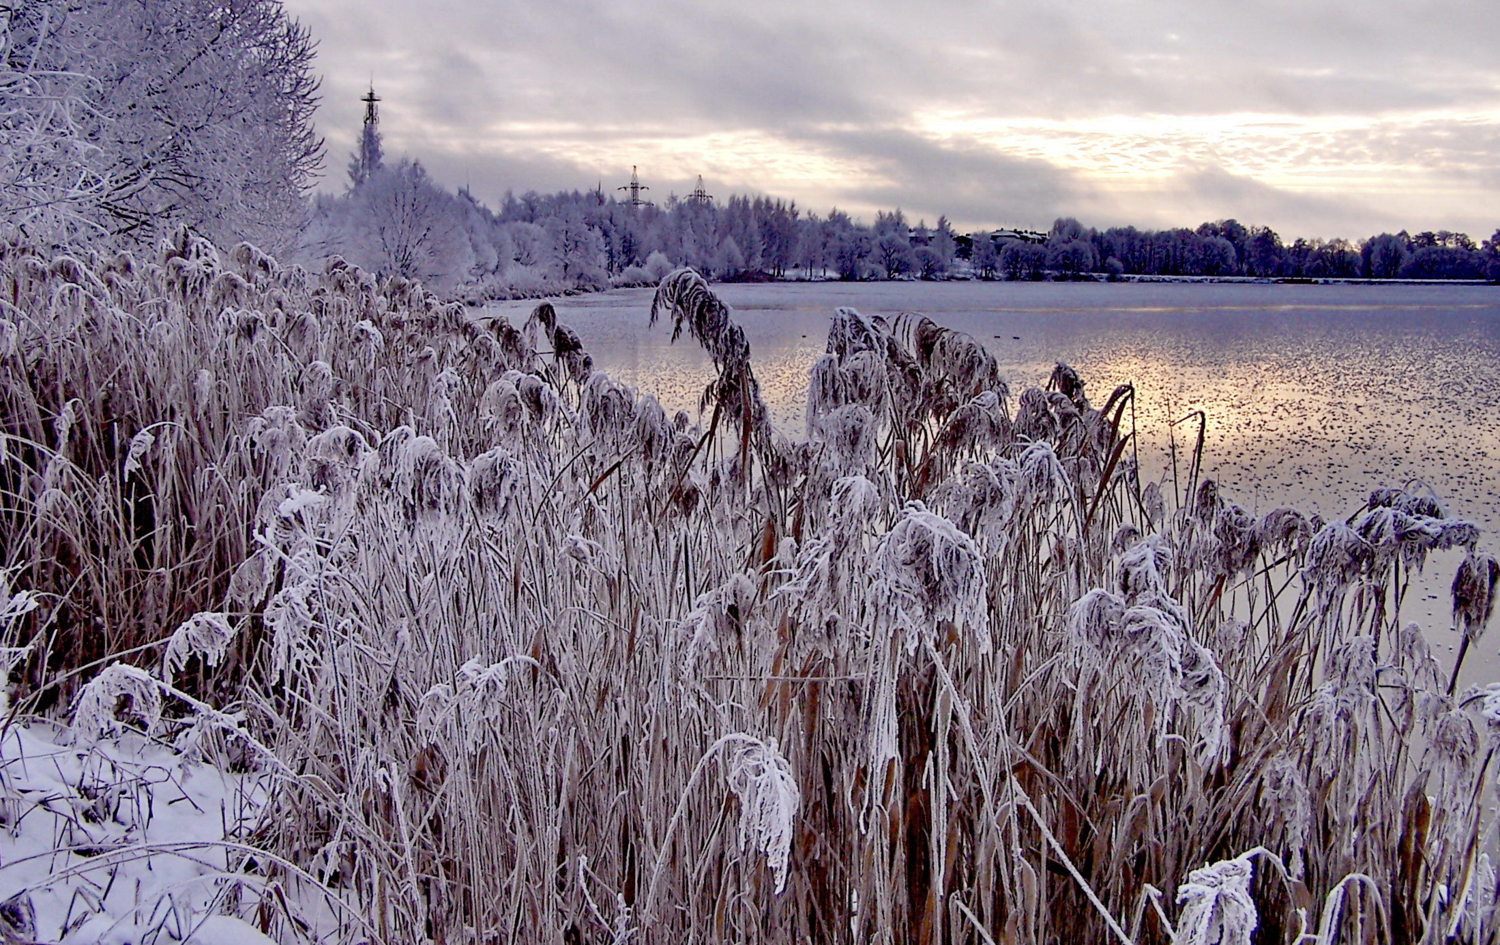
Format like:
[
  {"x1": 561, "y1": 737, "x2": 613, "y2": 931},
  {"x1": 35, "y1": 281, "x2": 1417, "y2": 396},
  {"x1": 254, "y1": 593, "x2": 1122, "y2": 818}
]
[
  {"x1": 0, "y1": 720, "x2": 291, "y2": 944},
  {"x1": 0, "y1": 234, "x2": 1496, "y2": 943}
]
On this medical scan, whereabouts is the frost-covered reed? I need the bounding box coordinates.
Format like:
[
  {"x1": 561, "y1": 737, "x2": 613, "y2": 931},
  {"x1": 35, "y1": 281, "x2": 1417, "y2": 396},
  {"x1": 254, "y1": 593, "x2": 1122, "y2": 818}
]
[{"x1": 0, "y1": 237, "x2": 1494, "y2": 943}]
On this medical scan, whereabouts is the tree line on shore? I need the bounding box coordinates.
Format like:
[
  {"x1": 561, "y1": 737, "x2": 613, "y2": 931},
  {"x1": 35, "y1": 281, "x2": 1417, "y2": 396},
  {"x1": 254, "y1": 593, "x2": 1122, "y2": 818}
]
[
  {"x1": 299, "y1": 159, "x2": 1500, "y2": 297},
  {"x1": 1002, "y1": 218, "x2": 1499, "y2": 283},
  {"x1": 3, "y1": 0, "x2": 1494, "y2": 297}
]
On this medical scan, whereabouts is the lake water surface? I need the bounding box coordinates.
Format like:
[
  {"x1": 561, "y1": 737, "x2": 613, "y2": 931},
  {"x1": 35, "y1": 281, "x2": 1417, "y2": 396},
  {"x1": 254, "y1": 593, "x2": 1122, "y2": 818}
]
[{"x1": 486, "y1": 280, "x2": 1500, "y2": 681}]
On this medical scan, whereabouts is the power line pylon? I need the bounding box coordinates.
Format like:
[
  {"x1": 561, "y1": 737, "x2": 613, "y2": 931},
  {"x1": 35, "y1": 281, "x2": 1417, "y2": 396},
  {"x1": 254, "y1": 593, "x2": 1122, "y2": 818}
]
[
  {"x1": 617, "y1": 166, "x2": 650, "y2": 209},
  {"x1": 687, "y1": 175, "x2": 714, "y2": 206}
]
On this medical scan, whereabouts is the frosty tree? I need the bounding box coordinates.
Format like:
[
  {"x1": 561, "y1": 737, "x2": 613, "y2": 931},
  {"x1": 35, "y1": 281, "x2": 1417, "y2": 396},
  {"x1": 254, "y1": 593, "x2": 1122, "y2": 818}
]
[
  {"x1": 0, "y1": 0, "x2": 321, "y2": 250},
  {"x1": 348, "y1": 159, "x2": 476, "y2": 288}
]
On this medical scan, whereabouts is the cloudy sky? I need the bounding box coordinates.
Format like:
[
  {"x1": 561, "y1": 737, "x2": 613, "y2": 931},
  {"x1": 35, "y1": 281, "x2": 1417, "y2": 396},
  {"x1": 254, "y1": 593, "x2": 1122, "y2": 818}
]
[{"x1": 284, "y1": 0, "x2": 1500, "y2": 240}]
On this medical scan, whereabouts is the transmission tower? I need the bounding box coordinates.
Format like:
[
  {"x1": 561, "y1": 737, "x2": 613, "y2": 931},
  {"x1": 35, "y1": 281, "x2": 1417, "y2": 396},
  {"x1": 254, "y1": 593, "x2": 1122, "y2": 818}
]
[
  {"x1": 617, "y1": 166, "x2": 650, "y2": 209},
  {"x1": 348, "y1": 84, "x2": 384, "y2": 188},
  {"x1": 361, "y1": 85, "x2": 380, "y2": 126},
  {"x1": 686, "y1": 175, "x2": 714, "y2": 206}
]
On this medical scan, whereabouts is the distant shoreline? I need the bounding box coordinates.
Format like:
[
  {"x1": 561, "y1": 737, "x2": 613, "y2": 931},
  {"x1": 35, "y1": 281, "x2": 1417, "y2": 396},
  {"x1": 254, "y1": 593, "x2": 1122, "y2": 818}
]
[
  {"x1": 467, "y1": 270, "x2": 1495, "y2": 306},
  {"x1": 707, "y1": 269, "x2": 1496, "y2": 288},
  {"x1": 1103, "y1": 273, "x2": 1494, "y2": 286}
]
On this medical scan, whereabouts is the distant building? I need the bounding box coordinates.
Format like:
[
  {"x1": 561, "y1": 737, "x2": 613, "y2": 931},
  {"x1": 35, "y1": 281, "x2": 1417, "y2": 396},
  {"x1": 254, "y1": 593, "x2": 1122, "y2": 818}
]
[{"x1": 991, "y1": 228, "x2": 1047, "y2": 244}]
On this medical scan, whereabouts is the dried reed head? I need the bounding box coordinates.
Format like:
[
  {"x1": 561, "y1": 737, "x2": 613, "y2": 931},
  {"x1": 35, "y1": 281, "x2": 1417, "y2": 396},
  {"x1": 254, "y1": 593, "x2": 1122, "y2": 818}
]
[
  {"x1": 1117, "y1": 536, "x2": 1173, "y2": 601},
  {"x1": 1202, "y1": 501, "x2": 1260, "y2": 579},
  {"x1": 467, "y1": 448, "x2": 522, "y2": 521},
  {"x1": 395, "y1": 435, "x2": 464, "y2": 525},
  {"x1": 480, "y1": 377, "x2": 525, "y2": 438},
  {"x1": 581, "y1": 372, "x2": 637, "y2": 455},
  {"x1": 1453, "y1": 551, "x2": 1500, "y2": 641},
  {"x1": 935, "y1": 390, "x2": 1012, "y2": 457},
  {"x1": 1180, "y1": 639, "x2": 1227, "y2": 764},
  {"x1": 829, "y1": 474, "x2": 883, "y2": 540},
  {"x1": 1303, "y1": 521, "x2": 1371, "y2": 597},
  {"x1": 942, "y1": 459, "x2": 1019, "y2": 534},
  {"x1": 1068, "y1": 588, "x2": 1127, "y2": 653},
  {"x1": 871, "y1": 501, "x2": 990, "y2": 653},
  {"x1": 1259, "y1": 754, "x2": 1310, "y2": 878},
  {"x1": 164, "y1": 612, "x2": 236, "y2": 675},
  {"x1": 285, "y1": 310, "x2": 322, "y2": 360},
  {"x1": 551, "y1": 322, "x2": 593, "y2": 383},
  {"x1": 1014, "y1": 386, "x2": 1076, "y2": 443},
  {"x1": 1257, "y1": 508, "x2": 1312, "y2": 558},
  {"x1": 725, "y1": 737, "x2": 800, "y2": 895},
  {"x1": 679, "y1": 573, "x2": 757, "y2": 677},
  {"x1": 122, "y1": 428, "x2": 156, "y2": 480},
  {"x1": 73, "y1": 663, "x2": 162, "y2": 743},
  {"x1": 827, "y1": 306, "x2": 884, "y2": 361},
  {"x1": 651, "y1": 268, "x2": 748, "y2": 373},
  {"x1": 1048, "y1": 361, "x2": 1087, "y2": 409},
  {"x1": 247, "y1": 405, "x2": 307, "y2": 482},
  {"x1": 516, "y1": 372, "x2": 565, "y2": 426},
  {"x1": 305, "y1": 426, "x2": 370, "y2": 501},
  {"x1": 1431, "y1": 709, "x2": 1479, "y2": 780},
  {"x1": 1017, "y1": 440, "x2": 1069, "y2": 509},
  {"x1": 912, "y1": 316, "x2": 1004, "y2": 413},
  {"x1": 812, "y1": 405, "x2": 879, "y2": 475},
  {"x1": 1174, "y1": 851, "x2": 1258, "y2": 945}
]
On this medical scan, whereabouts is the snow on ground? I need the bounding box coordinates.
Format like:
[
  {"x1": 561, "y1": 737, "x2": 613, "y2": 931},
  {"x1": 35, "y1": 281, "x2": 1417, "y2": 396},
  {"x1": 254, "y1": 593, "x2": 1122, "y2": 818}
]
[{"x1": 0, "y1": 719, "x2": 304, "y2": 944}]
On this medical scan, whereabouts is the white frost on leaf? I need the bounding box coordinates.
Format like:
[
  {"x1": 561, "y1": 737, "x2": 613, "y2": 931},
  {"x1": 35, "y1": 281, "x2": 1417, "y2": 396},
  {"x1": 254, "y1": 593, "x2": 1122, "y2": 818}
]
[
  {"x1": 1175, "y1": 851, "x2": 1258, "y2": 945},
  {"x1": 163, "y1": 612, "x2": 236, "y2": 675},
  {"x1": 73, "y1": 663, "x2": 162, "y2": 743},
  {"x1": 725, "y1": 737, "x2": 800, "y2": 894}
]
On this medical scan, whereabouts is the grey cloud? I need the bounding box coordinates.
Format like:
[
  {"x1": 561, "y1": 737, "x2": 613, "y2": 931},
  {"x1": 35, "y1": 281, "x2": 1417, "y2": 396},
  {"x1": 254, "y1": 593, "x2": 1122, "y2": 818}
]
[
  {"x1": 365, "y1": 0, "x2": 894, "y2": 130},
  {"x1": 794, "y1": 126, "x2": 1091, "y2": 229},
  {"x1": 293, "y1": 0, "x2": 1500, "y2": 125},
  {"x1": 415, "y1": 150, "x2": 604, "y2": 207},
  {"x1": 284, "y1": 0, "x2": 1500, "y2": 237},
  {"x1": 1083, "y1": 164, "x2": 1390, "y2": 239},
  {"x1": 412, "y1": 49, "x2": 495, "y2": 129}
]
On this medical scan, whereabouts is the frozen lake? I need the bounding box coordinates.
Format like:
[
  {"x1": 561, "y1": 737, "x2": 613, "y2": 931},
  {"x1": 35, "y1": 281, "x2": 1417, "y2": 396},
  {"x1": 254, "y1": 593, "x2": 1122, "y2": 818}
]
[{"x1": 486, "y1": 280, "x2": 1500, "y2": 680}]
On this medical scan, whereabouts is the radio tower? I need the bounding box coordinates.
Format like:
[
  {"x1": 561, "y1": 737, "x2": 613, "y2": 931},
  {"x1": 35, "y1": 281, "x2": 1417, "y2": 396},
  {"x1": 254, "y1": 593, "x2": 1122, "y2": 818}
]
[
  {"x1": 348, "y1": 84, "x2": 384, "y2": 188},
  {"x1": 686, "y1": 175, "x2": 714, "y2": 206},
  {"x1": 618, "y1": 166, "x2": 650, "y2": 209}
]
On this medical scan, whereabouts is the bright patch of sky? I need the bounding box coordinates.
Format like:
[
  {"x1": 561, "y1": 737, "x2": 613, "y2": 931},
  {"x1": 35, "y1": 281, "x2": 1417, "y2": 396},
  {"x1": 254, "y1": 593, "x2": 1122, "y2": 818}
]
[{"x1": 284, "y1": 0, "x2": 1500, "y2": 240}]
